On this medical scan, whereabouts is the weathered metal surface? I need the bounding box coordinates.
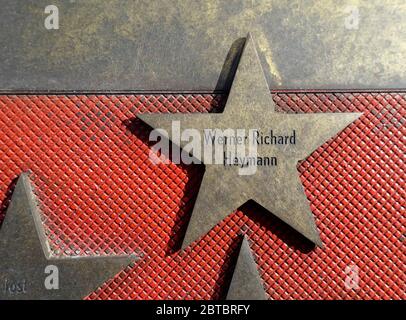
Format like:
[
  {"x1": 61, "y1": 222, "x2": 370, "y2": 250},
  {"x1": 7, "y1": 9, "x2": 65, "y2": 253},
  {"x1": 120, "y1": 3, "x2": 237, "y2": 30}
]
[
  {"x1": 0, "y1": 173, "x2": 138, "y2": 300},
  {"x1": 0, "y1": 0, "x2": 405, "y2": 92},
  {"x1": 138, "y1": 34, "x2": 361, "y2": 249},
  {"x1": 226, "y1": 236, "x2": 267, "y2": 300}
]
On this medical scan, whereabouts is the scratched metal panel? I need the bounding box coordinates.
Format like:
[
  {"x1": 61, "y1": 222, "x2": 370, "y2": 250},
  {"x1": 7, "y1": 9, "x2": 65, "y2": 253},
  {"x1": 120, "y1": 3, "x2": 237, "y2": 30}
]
[{"x1": 0, "y1": 0, "x2": 405, "y2": 92}]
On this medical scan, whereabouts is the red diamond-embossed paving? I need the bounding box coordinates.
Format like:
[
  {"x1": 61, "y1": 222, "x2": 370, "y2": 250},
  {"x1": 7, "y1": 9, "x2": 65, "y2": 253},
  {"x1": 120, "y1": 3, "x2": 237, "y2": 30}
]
[{"x1": 0, "y1": 93, "x2": 404, "y2": 300}]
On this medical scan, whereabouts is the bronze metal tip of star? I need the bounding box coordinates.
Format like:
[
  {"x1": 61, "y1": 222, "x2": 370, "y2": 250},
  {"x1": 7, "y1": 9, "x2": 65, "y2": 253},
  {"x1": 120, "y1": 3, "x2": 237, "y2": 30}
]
[
  {"x1": 226, "y1": 235, "x2": 267, "y2": 300},
  {"x1": 314, "y1": 234, "x2": 323, "y2": 249},
  {"x1": 0, "y1": 172, "x2": 140, "y2": 300}
]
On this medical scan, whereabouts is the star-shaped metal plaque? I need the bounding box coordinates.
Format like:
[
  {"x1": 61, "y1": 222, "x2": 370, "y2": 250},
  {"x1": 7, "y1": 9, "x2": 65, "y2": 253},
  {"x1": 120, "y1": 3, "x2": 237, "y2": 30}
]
[
  {"x1": 0, "y1": 173, "x2": 139, "y2": 300},
  {"x1": 226, "y1": 236, "x2": 267, "y2": 300},
  {"x1": 138, "y1": 33, "x2": 362, "y2": 249}
]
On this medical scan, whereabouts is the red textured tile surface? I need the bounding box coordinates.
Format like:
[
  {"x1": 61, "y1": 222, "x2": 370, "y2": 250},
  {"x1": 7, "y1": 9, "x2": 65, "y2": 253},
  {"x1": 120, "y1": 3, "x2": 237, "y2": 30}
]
[{"x1": 0, "y1": 93, "x2": 404, "y2": 300}]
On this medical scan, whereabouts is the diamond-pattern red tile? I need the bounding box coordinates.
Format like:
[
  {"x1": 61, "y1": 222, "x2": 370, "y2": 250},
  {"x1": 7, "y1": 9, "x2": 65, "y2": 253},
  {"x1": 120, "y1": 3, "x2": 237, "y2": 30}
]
[{"x1": 0, "y1": 93, "x2": 404, "y2": 300}]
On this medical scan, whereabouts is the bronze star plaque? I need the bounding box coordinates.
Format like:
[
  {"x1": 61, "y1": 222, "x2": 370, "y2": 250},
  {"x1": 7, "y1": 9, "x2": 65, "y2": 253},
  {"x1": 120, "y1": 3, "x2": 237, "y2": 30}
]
[
  {"x1": 138, "y1": 33, "x2": 362, "y2": 249},
  {"x1": 226, "y1": 236, "x2": 267, "y2": 300},
  {"x1": 0, "y1": 173, "x2": 138, "y2": 300}
]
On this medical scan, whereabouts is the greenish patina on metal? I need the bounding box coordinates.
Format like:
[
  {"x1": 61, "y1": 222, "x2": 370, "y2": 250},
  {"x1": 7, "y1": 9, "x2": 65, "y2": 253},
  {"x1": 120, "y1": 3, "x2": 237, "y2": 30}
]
[{"x1": 0, "y1": 0, "x2": 405, "y2": 91}]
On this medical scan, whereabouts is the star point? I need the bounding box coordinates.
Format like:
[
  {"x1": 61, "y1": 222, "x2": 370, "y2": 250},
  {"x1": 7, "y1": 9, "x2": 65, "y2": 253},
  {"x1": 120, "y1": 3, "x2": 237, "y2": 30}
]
[
  {"x1": 226, "y1": 235, "x2": 267, "y2": 300},
  {"x1": 0, "y1": 172, "x2": 139, "y2": 300}
]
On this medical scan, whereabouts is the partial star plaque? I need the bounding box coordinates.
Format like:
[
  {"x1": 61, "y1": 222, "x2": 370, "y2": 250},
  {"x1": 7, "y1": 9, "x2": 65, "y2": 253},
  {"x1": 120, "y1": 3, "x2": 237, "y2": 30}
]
[
  {"x1": 226, "y1": 236, "x2": 267, "y2": 300},
  {"x1": 0, "y1": 173, "x2": 139, "y2": 300},
  {"x1": 138, "y1": 33, "x2": 362, "y2": 249}
]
